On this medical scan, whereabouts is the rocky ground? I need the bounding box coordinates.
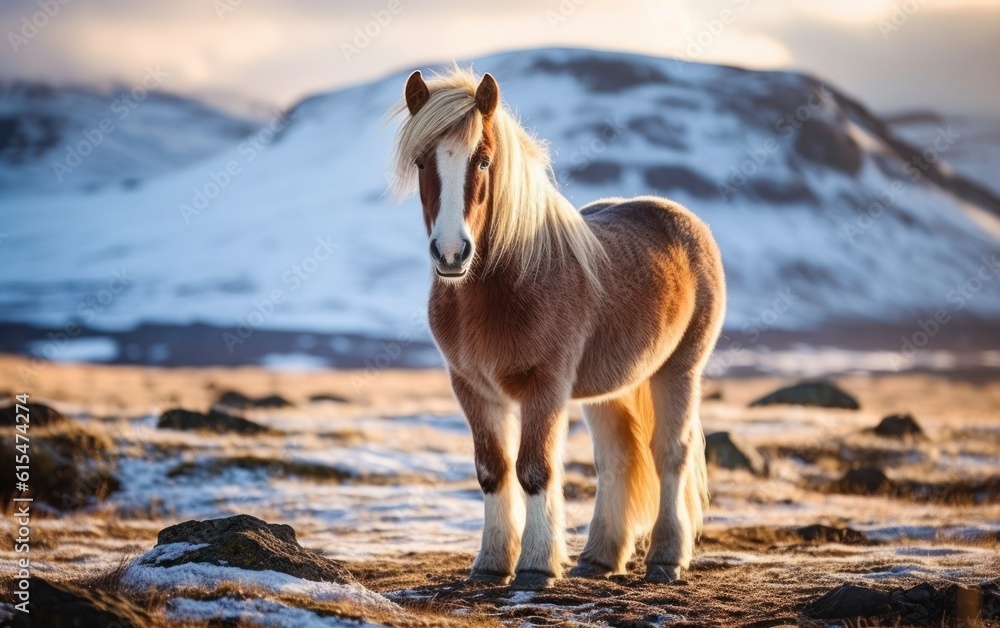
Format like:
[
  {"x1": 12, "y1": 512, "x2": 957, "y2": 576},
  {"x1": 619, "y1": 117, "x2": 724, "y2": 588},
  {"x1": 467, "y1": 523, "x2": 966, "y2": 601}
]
[{"x1": 0, "y1": 355, "x2": 998, "y2": 626}]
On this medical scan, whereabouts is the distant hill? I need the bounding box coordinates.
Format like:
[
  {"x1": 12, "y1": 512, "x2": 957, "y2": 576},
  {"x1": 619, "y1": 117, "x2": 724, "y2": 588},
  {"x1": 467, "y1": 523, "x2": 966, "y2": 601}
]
[
  {"x1": 2, "y1": 48, "x2": 999, "y2": 358},
  {"x1": 888, "y1": 111, "x2": 1000, "y2": 198},
  {"x1": 0, "y1": 81, "x2": 257, "y2": 195}
]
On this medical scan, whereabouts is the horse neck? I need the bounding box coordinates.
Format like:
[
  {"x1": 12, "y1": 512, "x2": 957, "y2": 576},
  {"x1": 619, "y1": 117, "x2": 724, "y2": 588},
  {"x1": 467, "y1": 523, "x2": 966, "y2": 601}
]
[
  {"x1": 464, "y1": 155, "x2": 575, "y2": 294},
  {"x1": 469, "y1": 201, "x2": 516, "y2": 290},
  {"x1": 468, "y1": 220, "x2": 568, "y2": 304}
]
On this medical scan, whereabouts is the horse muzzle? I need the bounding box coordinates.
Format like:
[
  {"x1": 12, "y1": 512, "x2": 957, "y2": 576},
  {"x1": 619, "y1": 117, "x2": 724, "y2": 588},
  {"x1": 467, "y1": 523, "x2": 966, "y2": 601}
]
[{"x1": 430, "y1": 238, "x2": 473, "y2": 279}]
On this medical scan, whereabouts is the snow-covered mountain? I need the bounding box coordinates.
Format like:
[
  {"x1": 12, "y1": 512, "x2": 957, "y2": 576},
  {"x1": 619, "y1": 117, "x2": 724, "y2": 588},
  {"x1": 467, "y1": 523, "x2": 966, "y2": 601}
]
[
  {"x1": 0, "y1": 81, "x2": 257, "y2": 194},
  {"x1": 2, "y1": 48, "x2": 999, "y2": 356},
  {"x1": 888, "y1": 111, "x2": 1000, "y2": 199}
]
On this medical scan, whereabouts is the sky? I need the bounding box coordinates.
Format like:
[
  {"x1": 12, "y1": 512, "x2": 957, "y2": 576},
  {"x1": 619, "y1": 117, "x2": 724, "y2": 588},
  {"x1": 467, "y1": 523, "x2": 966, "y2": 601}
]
[{"x1": 2, "y1": 0, "x2": 999, "y2": 116}]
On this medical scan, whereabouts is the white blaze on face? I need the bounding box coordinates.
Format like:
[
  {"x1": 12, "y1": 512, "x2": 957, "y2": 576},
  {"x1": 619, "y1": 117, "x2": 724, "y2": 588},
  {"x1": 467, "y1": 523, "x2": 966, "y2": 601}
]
[{"x1": 432, "y1": 137, "x2": 474, "y2": 266}]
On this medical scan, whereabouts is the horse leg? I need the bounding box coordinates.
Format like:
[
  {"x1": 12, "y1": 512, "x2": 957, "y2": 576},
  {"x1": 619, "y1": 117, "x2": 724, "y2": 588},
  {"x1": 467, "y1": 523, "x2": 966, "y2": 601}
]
[
  {"x1": 512, "y1": 389, "x2": 570, "y2": 589},
  {"x1": 571, "y1": 384, "x2": 658, "y2": 578},
  {"x1": 645, "y1": 365, "x2": 709, "y2": 583},
  {"x1": 452, "y1": 375, "x2": 524, "y2": 584}
]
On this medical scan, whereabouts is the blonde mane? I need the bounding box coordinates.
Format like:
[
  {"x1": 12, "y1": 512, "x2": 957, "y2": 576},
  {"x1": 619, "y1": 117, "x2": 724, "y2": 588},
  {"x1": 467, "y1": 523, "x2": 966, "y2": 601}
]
[{"x1": 388, "y1": 67, "x2": 605, "y2": 290}]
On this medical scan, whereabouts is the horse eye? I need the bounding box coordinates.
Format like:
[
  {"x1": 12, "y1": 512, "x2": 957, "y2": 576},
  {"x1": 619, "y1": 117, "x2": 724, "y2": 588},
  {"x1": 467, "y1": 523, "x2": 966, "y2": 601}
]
[
  {"x1": 479, "y1": 157, "x2": 491, "y2": 170},
  {"x1": 415, "y1": 159, "x2": 424, "y2": 170}
]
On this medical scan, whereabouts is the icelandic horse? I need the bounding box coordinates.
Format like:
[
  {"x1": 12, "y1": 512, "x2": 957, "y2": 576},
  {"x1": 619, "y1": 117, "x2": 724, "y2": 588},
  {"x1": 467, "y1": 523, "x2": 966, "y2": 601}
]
[{"x1": 387, "y1": 67, "x2": 725, "y2": 589}]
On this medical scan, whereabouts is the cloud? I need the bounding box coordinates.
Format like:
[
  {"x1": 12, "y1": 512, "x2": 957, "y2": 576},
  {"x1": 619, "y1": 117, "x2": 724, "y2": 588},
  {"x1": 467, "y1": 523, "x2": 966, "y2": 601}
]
[
  {"x1": 762, "y1": 4, "x2": 1000, "y2": 115},
  {"x1": 1, "y1": 0, "x2": 997, "y2": 115}
]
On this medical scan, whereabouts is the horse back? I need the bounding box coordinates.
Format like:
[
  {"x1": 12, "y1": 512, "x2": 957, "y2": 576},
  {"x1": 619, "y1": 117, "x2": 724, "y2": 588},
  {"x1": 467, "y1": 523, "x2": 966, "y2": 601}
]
[{"x1": 571, "y1": 196, "x2": 725, "y2": 400}]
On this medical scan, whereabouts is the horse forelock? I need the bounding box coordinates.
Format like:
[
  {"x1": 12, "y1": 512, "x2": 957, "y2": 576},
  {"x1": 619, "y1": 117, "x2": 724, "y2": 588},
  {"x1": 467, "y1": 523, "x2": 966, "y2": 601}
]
[
  {"x1": 389, "y1": 68, "x2": 483, "y2": 202},
  {"x1": 388, "y1": 66, "x2": 606, "y2": 291}
]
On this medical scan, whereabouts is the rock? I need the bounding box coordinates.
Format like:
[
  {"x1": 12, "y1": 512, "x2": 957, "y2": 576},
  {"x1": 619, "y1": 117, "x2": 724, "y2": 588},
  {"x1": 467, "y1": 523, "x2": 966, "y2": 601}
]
[
  {"x1": 975, "y1": 582, "x2": 1000, "y2": 620},
  {"x1": 309, "y1": 393, "x2": 350, "y2": 404},
  {"x1": 835, "y1": 467, "x2": 893, "y2": 495},
  {"x1": 895, "y1": 583, "x2": 970, "y2": 625},
  {"x1": 749, "y1": 380, "x2": 859, "y2": 409},
  {"x1": 215, "y1": 391, "x2": 293, "y2": 410},
  {"x1": 705, "y1": 432, "x2": 766, "y2": 476},
  {"x1": 253, "y1": 394, "x2": 292, "y2": 408},
  {"x1": 157, "y1": 408, "x2": 273, "y2": 435},
  {"x1": 795, "y1": 524, "x2": 866, "y2": 544},
  {"x1": 144, "y1": 514, "x2": 351, "y2": 583},
  {"x1": 2, "y1": 579, "x2": 144, "y2": 628},
  {"x1": 702, "y1": 388, "x2": 723, "y2": 401},
  {"x1": 873, "y1": 413, "x2": 924, "y2": 439},
  {"x1": 804, "y1": 583, "x2": 891, "y2": 620},
  {"x1": 0, "y1": 423, "x2": 119, "y2": 511},
  {"x1": 215, "y1": 390, "x2": 253, "y2": 409},
  {"x1": 903, "y1": 583, "x2": 935, "y2": 603},
  {"x1": 0, "y1": 402, "x2": 68, "y2": 428},
  {"x1": 807, "y1": 581, "x2": 997, "y2": 624}
]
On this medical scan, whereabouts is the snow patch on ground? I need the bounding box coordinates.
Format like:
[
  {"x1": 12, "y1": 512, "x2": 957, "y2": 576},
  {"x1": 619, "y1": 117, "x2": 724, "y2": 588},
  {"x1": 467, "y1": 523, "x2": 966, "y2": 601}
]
[
  {"x1": 165, "y1": 596, "x2": 367, "y2": 628},
  {"x1": 123, "y1": 553, "x2": 397, "y2": 613},
  {"x1": 143, "y1": 542, "x2": 211, "y2": 564}
]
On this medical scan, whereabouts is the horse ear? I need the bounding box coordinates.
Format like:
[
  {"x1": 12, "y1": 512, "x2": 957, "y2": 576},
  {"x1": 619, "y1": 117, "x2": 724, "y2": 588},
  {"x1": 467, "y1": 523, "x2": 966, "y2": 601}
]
[
  {"x1": 475, "y1": 73, "x2": 499, "y2": 118},
  {"x1": 405, "y1": 70, "x2": 430, "y2": 115}
]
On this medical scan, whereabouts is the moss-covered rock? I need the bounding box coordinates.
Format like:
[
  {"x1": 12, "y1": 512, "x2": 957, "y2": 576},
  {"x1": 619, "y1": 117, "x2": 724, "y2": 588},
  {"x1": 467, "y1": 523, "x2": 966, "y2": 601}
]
[
  {"x1": 805, "y1": 581, "x2": 999, "y2": 624},
  {"x1": 214, "y1": 391, "x2": 293, "y2": 410},
  {"x1": 749, "y1": 380, "x2": 859, "y2": 409},
  {"x1": 0, "y1": 402, "x2": 68, "y2": 428},
  {"x1": 705, "y1": 431, "x2": 766, "y2": 476},
  {"x1": 834, "y1": 466, "x2": 893, "y2": 495},
  {"x1": 0, "y1": 422, "x2": 119, "y2": 512},
  {"x1": 143, "y1": 514, "x2": 351, "y2": 583},
  {"x1": 3, "y1": 579, "x2": 146, "y2": 628},
  {"x1": 873, "y1": 413, "x2": 924, "y2": 439},
  {"x1": 156, "y1": 408, "x2": 273, "y2": 435}
]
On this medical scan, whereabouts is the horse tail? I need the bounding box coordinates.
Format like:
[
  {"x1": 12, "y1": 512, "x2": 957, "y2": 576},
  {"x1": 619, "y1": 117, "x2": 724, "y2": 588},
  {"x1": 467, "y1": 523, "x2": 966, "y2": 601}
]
[
  {"x1": 629, "y1": 379, "x2": 708, "y2": 540},
  {"x1": 685, "y1": 414, "x2": 710, "y2": 539},
  {"x1": 629, "y1": 380, "x2": 661, "y2": 538}
]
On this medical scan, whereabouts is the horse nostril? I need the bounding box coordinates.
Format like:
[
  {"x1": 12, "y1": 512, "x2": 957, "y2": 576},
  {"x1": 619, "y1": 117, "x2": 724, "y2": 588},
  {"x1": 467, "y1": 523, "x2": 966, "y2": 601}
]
[
  {"x1": 460, "y1": 239, "x2": 473, "y2": 263},
  {"x1": 430, "y1": 239, "x2": 443, "y2": 262}
]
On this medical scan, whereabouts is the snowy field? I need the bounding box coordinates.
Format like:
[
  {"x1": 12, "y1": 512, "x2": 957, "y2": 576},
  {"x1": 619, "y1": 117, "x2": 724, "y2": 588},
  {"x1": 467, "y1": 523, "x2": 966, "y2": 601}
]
[
  {"x1": 0, "y1": 356, "x2": 997, "y2": 625},
  {"x1": 2, "y1": 46, "x2": 999, "y2": 627}
]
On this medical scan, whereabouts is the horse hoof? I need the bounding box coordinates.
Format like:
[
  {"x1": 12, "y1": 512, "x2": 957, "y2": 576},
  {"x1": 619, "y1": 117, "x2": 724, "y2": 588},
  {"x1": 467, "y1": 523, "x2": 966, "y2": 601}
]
[
  {"x1": 511, "y1": 570, "x2": 556, "y2": 590},
  {"x1": 644, "y1": 563, "x2": 682, "y2": 583},
  {"x1": 569, "y1": 562, "x2": 613, "y2": 579},
  {"x1": 468, "y1": 570, "x2": 512, "y2": 585}
]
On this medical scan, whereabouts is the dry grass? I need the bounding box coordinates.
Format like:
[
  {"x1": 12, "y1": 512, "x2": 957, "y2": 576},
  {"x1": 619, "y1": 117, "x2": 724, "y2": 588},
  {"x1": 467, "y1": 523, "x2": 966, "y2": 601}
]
[
  {"x1": 2, "y1": 354, "x2": 998, "y2": 626},
  {"x1": 45, "y1": 551, "x2": 500, "y2": 627},
  {"x1": 0, "y1": 420, "x2": 120, "y2": 515}
]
